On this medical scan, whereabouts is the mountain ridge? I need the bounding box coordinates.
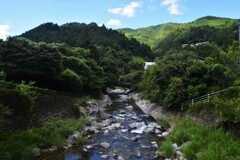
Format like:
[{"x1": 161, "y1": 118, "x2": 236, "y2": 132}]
[{"x1": 118, "y1": 16, "x2": 238, "y2": 49}]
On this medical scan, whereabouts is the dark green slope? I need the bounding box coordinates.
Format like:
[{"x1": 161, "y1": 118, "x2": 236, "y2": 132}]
[{"x1": 20, "y1": 22, "x2": 153, "y2": 59}]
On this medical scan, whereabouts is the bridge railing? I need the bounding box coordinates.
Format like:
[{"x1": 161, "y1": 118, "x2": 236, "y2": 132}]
[{"x1": 181, "y1": 92, "x2": 219, "y2": 111}]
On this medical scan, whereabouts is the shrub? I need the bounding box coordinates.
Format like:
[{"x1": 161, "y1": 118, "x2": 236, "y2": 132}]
[
  {"x1": 161, "y1": 117, "x2": 240, "y2": 160},
  {"x1": 0, "y1": 71, "x2": 6, "y2": 80},
  {"x1": 0, "y1": 118, "x2": 90, "y2": 160},
  {"x1": 0, "y1": 81, "x2": 37, "y2": 129},
  {"x1": 182, "y1": 140, "x2": 202, "y2": 160},
  {"x1": 0, "y1": 104, "x2": 12, "y2": 128},
  {"x1": 21, "y1": 145, "x2": 38, "y2": 160},
  {"x1": 156, "y1": 117, "x2": 170, "y2": 131},
  {"x1": 159, "y1": 139, "x2": 175, "y2": 158},
  {"x1": 171, "y1": 129, "x2": 190, "y2": 145},
  {"x1": 60, "y1": 68, "x2": 83, "y2": 93}
]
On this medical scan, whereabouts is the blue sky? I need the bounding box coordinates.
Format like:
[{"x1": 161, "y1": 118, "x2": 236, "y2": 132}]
[{"x1": 0, "y1": 0, "x2": 239, "y2": 39}]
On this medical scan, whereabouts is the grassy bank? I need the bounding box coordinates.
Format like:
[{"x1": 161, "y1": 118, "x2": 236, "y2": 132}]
[
  {"x1": 0, "y1": 118, "x2": 90, "y2": 160},
  {"x1": 159, "y1": 117, "x2": 240, "y2": 160}
]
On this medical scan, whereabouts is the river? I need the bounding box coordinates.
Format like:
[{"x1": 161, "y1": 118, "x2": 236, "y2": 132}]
[{"x1": 40, "y1": 89, "x2": 163, "y2": 160}]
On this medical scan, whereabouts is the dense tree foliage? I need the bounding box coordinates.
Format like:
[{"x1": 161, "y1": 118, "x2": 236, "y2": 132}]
[
  {"x1": 140, "y1": 39, "x2": 240, "y2": 108},
  {"x1": 0, "y1": 38, "x2": 106, "y2": 94},
  {"x1": 15, "y1": 22, "x2": 154, "y2": 89},
  {"x1": 21, "y1": 22, "x2": 153, "y2": 59}
]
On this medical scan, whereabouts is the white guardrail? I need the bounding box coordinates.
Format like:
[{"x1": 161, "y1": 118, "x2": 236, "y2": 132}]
[{"x1": 181, "y1": 92, "x2": 219, "y2": 111}]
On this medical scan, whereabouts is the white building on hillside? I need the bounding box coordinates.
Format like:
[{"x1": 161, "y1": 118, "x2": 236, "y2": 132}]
[{"x1": 144, "y1": 62, "x2": 156, "y2": 70}]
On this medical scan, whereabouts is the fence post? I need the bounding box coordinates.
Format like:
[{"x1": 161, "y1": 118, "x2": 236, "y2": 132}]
[
  {"x1": 208, "y1": 94, "x2": 210, "y2": 102},
  {"x1": 181, "y1": 103, "x2": 183, "y2": 111},
  {"x1": 192, "y1": 99, "x2": 194, "y2": 106}
]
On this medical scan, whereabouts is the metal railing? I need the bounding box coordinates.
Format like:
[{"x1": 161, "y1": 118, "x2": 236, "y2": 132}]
[{"x1": 181, "y1": 92, "x2": 219, "y2": 111}]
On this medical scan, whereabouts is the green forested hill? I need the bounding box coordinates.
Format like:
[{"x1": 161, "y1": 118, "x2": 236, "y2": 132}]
[
  {"x1": 20, "y1": 22, "x2": 153, "y2": 59},
  {"x1": 118, "y1": 16, "x2": 238, "y2": 51},
  {"x1": 118, "y1": 22, "x2": 180, "y2": 48},
  {"x1": 0, "y1": 22, "x2": 154, "y2": 93}
]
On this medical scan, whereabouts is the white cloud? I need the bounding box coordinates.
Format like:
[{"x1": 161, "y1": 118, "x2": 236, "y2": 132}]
[
  {"x1": 161, "y1": 0, "x2": 183, "y2": 15},
  {"x1": 107, "y1": 19, "x2": 122, "y2": 26},
  {"x1": 108, "y1": 8, "x2": 122, "y2": 14},
  {"x1": 108, "y1": 1, "x2": 142, "y2": 17},
  {"x1": 0, "y1": 24, "x2": 10, "y2": 40}
]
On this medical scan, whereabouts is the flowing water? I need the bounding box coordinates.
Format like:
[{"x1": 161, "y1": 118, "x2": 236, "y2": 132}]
[{"x1": 40, "y1": 90, "x2": 163, "y2": 160}]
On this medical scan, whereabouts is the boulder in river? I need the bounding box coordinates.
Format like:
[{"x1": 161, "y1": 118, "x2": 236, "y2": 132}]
[
  {"x1": 131, "y1": 125, "x2": 147, "y2": 134},
  {"x1": 100, "y1": 142, "x2": 111, "y2": 149},
  {"x1": 117, "y1": 156, "x2": 126, "y2": 160},
  {"x1": 101, "y1": 155, "x2": 109, "y2": 159}
]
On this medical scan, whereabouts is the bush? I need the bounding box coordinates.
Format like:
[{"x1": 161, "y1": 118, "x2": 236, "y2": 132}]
[
  {"x1": 159, "y1": 139, "x2": 175, "y2": 158},
  {"x1": 161, "y1": 117, "x2": 240, "y2": 160},
  {"x1": 60, "y1": 68, "x2": 83, "y2": 93},
  {"x1": 21, "y1": 145, "x2": 38, "y2": 160},
  {"x1": 182, "y1": 140, "x2": 202, "y2": 160},
  {"x1": 0, "y1": 118, "x2": 90, "y2": 160},
  {"x1": 0, "y1": 71, "x2": 6, "y2": 80},
  {"x1": 0, "y1": 81, "x2": 37, "y2": 129},
  {"x1": 211, "y1": 97, "x2": 240, "y2": 124},
  {"x1": 0, "y1": 104, "x2": 12, "y2": 128},
  {"x1": 156, "y1": 117, "x2": 170, "y2": 131},
  {"x1": 171, "y1": 129, "x2": 190, "y2": 145}
]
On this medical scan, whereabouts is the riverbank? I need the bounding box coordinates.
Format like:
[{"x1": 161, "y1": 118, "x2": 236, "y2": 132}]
[
  {"x1": 0, "y1": 118, "x2": 90, "y2": 160},
  {"x1": 0, "y1": 93, "x2": 112, "y2": 160},
  {"x1": 130, "y1": 91, "x2": 240, "y2": 160}
]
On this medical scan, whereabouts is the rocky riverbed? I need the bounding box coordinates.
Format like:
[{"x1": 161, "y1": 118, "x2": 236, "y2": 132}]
[{"x1": 39, "y1": 89, "x2": 171, "y2": 160}]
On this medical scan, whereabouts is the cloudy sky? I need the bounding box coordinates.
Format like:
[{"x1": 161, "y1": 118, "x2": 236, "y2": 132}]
[{"x1": 0, "y1": 0, "x2": 239, "y2": 40}]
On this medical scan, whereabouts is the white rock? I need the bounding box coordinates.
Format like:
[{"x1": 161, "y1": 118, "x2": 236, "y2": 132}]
[
  {"x1": 151, "y1": 141, "x2": 157, "y2": 145},
  {"x1": 147, "y1": 122, "x2": 158, "y2": 128},
  {"x1": 131, "y1": 125, "x2": 147, "y2": 134},
  {"x1": 155, "y1": 129, "x2": 162, "y2": 134},
  {"x1": 156, "y1": 125, "x2": 162, "y2": 129},
  {"x1": 157, "y1": 134, "x2": 163, "y2": 137},
  {"x1": 151, "y1": 141, "x2": 158, "y2": 148},
  {"x1": 84, "y1": 145, "x2": 94, "y2": 149},
  {"x1": 162, "y1": 132, "x2": 169, "y2": 137},
  {"x1": 100, "y1": 119, "x2": 111, "y2": 127},
  {"x1": 121, "y1": 129, "x2": 128, "y2": 132},
  {"x1": 126, "y1": 105, "x2": 133, "y2": 109},
  {"x1": 130, "y1": 137, "x2": 137, "y2": 141},
  {"x1": 172, "y1": 143, "x2": 178, "y2": 150},
  {"x1": 101, "y1": 155, "x2": 109, "y2": 159},
  {"x1": 100, "y1": 142, "x2": 111, "y2": 149},
  {"x1": 141, "y1": 144, "x2": 151, "y2": 149},
  {"x1": 136, "y1": 150, "x2": 141, "y2": 157},
  {"x1": 49, "y1": 146, "x2": 57, "y2": 152},
  {"x1": 176, "y1": 151, "x2": 183, "y2": 156},
  {"x1": 120, "y1": 110, "x2": 126, "y2": 114},
  {"x1": 144, "y1": 128, "x2": 153, "y2": 133},
  {"x1": 83, "y1": 148, "x2": 88, "y2": 152},
  {"x1": 117, "y1": 156, "x2": 126, "y2": 160},
  {"x1": 129, "y1": 122, "x2": 145, "y2": 129},
  {"x1": 111, "y1": 123, "x2": 121, "y2": 129},
  {"x1": 107, "y1": 89, "x2": 126, "y2": 94},
  {"x1": 104, "y1": 129, "x2": 109, "y2": 135}
]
